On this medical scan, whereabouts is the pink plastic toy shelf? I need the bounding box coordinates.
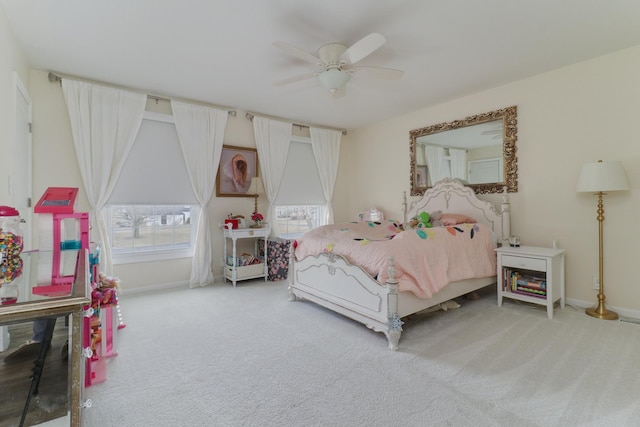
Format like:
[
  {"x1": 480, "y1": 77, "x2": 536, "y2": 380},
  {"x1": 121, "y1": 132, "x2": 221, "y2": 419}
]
[
  {"x1": 32, "y1": 187, "x2": 85, "y2": 296},
  {"x1": 32, "y1": 187, "x2": 123, "y2": 387},
  {"x1": 31, "y1": 212, "x2": 89, "y2": 297},
  {"x1": 84, "y1": 304, "x2": 119, "y2": 387},
  {"x1": 33, "y1": 187, "x2": 78, "y2": 214}
]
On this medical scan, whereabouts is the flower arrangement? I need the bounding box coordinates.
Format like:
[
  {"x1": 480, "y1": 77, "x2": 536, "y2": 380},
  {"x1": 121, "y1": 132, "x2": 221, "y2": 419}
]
[{"x1": 251, "y1": 211, "x2": 264, "y2": 228}]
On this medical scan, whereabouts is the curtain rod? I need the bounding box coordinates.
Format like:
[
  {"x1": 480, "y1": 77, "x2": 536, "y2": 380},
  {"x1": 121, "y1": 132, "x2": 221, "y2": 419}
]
[
  {"x1": 47, "y1": 72, "x2": 236, "y2": 116},
  {"x1": 419, "y1": 142, "x2": 468, "y2": 152},
  {"x1": 245, "y1": 112, "x2": 347, "y2": 135}
]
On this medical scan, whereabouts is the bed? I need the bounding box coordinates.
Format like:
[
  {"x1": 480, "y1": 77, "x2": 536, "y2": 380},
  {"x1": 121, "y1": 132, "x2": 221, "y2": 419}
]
[{"x1": 287, "y1": 178, "x2": 511, "y2": 350}]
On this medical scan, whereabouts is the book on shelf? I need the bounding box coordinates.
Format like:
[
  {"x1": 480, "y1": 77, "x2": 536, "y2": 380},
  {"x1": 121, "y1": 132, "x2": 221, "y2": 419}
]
[
  {"x1": 502, "y1": 268, "x2": 547, "y2": 296},
  {"x1": 515, "y1": 286, "x2": 546, "y2": 297},
  {"x1": 516, "y1": 280, "x2": 546, "y2": 289}
]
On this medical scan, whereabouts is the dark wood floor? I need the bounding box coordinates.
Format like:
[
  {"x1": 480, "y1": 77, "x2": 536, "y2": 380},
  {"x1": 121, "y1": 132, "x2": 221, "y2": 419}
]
[{"x1": 0, "y1": 319, "x2": 70, "y2": 427}]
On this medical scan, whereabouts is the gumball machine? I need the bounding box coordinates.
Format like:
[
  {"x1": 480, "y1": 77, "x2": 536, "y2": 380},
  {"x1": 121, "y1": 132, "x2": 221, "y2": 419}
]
[
  {"x1": 0, "y1": 256, "x2": 22, "y2": 304},
  {"x1": 0, "y1": 206, "x2": 24, "y2": 304},
  {"x1": 0, "y1": 206, "x2": 24, "y2": 256}
]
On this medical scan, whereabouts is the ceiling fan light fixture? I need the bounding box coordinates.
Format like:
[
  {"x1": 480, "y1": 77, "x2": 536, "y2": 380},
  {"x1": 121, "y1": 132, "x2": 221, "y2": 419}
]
[{"x1": 318, "y1": 69, "x2": 350, "y2": 92}]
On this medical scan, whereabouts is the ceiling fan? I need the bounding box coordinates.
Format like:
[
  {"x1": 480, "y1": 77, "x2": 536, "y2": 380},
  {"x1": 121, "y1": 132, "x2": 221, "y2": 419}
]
[{"x1": 273, "y1": 33, "x2": 404, "y2": 98}]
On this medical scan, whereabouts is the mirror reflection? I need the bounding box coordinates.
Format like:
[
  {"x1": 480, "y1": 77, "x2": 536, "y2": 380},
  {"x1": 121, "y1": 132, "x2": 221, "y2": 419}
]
[
  {"x1": 410, "y1": 106, "x2": 518, "y2": 195},
  {"x1": 0, "y1": 250, "x2": 87, "y2": 426}
]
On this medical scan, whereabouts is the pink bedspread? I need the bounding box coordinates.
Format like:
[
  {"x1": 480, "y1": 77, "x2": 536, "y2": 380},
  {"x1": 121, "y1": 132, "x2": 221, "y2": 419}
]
[{"x1": 294, "y1": 220, "x2": 496, "y2": 299}]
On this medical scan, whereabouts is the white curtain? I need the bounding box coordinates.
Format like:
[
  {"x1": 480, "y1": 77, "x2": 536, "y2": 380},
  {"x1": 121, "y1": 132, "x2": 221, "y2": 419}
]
[
  {"x1": 419, "y1": 144, "x2": 428, "y2": 168},
  {"x1": 449, "y1": 148, "x2": 467, "y2": 181},
  {"x1": 425, "y1": 145, "x2": 445, "y2": 186},
  {"x1": 171, "y1": 100, "x2": 228, "y2": 288},
  {"x1": 310, "y1": 127, "x2": 342, "y2": 224},
  {"x1": 61, "y1": 79, "x2": 146, "y2": 273},
  {"x1": 252, "y1": 117, "x2": 292, "y2": 237}
]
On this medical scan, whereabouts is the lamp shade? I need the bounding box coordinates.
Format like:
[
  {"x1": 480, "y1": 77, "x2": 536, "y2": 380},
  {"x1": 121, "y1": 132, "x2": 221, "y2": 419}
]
[
  {"x1": 576, "y1": 160, "x2": 630, "y2": 193},
  {"x1": 249, "y1": 176, "x2": 264, "y2": 195},
  {"x1": 318, "y1": 69, "x2": 350, "y2": 92}
]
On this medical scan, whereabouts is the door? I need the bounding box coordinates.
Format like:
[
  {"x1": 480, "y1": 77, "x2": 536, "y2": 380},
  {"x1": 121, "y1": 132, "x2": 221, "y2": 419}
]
[
  {"x1": 13, "y1": 72, "x2": 32, "y2": 250},
  {"x1": 0, "y1": 73, "x2": 32, "y2": 350},
  {"x1": 468, "y1": 158, "x2": 501, "y2": 185}
]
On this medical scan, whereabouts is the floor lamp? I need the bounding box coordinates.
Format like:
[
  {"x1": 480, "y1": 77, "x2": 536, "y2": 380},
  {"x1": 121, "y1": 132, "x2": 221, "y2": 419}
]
[{"x1": 576, "y1": 160, "x2": 630, "y2": 320}]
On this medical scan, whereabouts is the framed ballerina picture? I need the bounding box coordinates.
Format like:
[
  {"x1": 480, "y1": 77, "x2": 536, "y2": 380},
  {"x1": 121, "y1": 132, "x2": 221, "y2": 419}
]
[{"x1": 216, "y1": 145, "x2": 258, "y2": 197}]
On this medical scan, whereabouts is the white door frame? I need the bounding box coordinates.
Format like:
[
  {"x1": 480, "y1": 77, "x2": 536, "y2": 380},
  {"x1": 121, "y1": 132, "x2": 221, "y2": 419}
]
[
  {"x1": 12, "y1": 71, "x2": 33, "y2": 250},
  {"x1": 1, "y1": 73, "x2": 32, "y2": 351}
]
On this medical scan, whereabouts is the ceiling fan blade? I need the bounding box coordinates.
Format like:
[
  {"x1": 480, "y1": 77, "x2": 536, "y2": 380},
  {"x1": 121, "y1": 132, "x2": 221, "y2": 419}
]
[
  {"x1": 340, "y1": 33, "x2": 386, "y2": 65},
  {"x1": 351, "y1": 66, "x2": 404, "y2": 80},
  {"x1": 273, "y1": 73, "x2": 317, "y2": 86},
  {"x1": 273, "y1": 41, "x2": 323, "y2": 66}
]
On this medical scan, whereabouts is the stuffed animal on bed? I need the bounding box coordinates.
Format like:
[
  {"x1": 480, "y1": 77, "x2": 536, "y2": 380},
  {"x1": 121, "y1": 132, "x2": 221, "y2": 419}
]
[
  {"x1": 408, "y1": 211, "x2": 445, "y2": 228},
  {"x1": 408, "y1": 212, "x2": 429, "y2": 228},
  {"x1": 428, "y1": 210, "x2": 445, "y2": 227}
]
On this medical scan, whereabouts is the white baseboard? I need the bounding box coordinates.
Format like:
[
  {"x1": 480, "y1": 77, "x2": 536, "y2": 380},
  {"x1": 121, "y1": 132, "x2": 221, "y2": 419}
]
[
  {"x1": 119, "y1": 286, "x2": 640, "y2": 321},
  {"x1": 566, "y1": 297, "x2": 640, "y2": 321},
  {"x1": 119, "y1": 280, "x2": 191, "y2": 297},
  {"x1": 117, "y1": 275, "x2": 228, "y2": 298}
]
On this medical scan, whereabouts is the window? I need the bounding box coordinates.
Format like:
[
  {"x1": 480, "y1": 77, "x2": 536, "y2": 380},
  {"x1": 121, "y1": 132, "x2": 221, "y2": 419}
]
[
  {"x1": 274, "y1": 138, "x2": 327, "y2": 238},
  {"x1": 106, "y1": 111, "x2": 198, "y2": 263},
  {"x1": 275, "y1": 205, "x2": 325, "y2": 239},
  {"x1": 106, "y1": 205, "x2": 195, "y2": 262}
]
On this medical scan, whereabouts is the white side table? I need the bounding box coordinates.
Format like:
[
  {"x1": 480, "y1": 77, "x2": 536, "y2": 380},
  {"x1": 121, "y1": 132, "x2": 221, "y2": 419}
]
[
  {"x1": 222, "y1": 224, "x2": 270, "y2": 287},
  {"x1": 496, "y1": 245, "x2": 565, "y2": 319}
]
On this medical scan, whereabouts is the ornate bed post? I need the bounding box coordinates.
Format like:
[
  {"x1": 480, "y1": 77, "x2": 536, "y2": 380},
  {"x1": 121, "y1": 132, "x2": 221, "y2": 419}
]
[
  {"x1": 501, "y1": 186, "x2": 511, "y2": 246},
  {"x1": 287, "y1": 240, "x2": 297, "y2": 301},
  {"x1": 385, "y1": 256, "x2": 403, "y2": 351},
  {"x1": 402, "y1": 191, "x2": 408, "y2": 226}
]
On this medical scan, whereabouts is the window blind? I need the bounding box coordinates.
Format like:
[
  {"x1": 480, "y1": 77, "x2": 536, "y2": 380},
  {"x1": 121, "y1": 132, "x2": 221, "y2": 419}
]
[
  {"x1": 109, "y1": 112, "x2": 197, "y2": 204},
  {"x1": 275, "y1": 141, "x2": 325, "y2": 205}
]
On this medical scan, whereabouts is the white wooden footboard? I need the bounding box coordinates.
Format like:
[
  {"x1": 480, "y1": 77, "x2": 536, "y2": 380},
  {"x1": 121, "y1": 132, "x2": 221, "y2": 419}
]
[{"x1": 288, "y1": 252, "x2": 403, "y2": 350}]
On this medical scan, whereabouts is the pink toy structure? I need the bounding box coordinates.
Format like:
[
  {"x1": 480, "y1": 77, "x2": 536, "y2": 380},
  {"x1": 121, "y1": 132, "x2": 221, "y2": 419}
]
[
  {"x1": 33, "y1": 187, "x2": 89, "y2": 296},
  {"x1": 32, "y1": 212, "x2": 89, "y2": 296},
  {"x1": 33, "y1": 187, "x2": 123, "y2": 387}
]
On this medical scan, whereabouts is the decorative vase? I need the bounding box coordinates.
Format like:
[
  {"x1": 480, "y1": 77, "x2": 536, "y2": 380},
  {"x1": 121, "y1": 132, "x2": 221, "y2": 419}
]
[{"x1": 250, "y1": 220, "x2": 261, "y2": 229}]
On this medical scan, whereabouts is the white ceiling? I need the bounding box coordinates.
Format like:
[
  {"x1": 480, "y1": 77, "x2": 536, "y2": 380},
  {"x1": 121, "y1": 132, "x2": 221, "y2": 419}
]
[{"x1": 3, "y1": 0, "x2": 640, "y2": 130}]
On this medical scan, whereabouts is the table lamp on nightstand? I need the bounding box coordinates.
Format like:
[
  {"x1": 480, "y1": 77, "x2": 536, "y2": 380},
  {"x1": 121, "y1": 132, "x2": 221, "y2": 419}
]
[{"x1": 576, "y1": 160, "x2": 630, "y2": 320}]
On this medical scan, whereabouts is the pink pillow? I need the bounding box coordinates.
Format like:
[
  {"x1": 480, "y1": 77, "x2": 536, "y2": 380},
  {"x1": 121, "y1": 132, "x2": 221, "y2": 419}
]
[{"x1": 440, "y1": 213, "x2": 477, "y2": 226}]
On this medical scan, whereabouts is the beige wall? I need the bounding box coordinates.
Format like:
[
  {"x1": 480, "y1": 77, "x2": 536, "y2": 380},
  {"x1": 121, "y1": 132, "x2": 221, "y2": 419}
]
[{"x1": 336, "y1": 45, "x2": 640, "y2": 315}]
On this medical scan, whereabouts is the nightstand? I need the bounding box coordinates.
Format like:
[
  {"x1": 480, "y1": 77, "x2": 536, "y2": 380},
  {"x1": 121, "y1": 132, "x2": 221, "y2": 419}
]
[
  {"x1": 495, "y1": 246, "x2": 565, "y2": 319},
  {"x1": 222, "y1": 225, "x2": 270, "y2": 287}
]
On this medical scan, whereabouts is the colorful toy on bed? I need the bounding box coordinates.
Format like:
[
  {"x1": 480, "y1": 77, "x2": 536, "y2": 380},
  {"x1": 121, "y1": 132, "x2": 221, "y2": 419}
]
[
  {"x1": 418, "y1": 211, "x2": 431, "y2": 228},
  {"x1": 407, "y1": 210, "x2": 447, "y2": 229}
]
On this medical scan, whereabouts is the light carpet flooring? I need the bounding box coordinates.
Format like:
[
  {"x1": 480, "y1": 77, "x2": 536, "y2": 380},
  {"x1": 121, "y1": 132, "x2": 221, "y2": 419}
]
[{"x1": 79, "y1": 280, "x2": 640, "y2": 427}]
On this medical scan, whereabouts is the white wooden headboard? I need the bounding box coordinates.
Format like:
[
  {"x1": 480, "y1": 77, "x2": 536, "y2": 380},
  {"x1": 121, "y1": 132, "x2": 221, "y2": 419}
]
[{"x1": 404, "y1": 178, "x2": 511, "y2": 245}]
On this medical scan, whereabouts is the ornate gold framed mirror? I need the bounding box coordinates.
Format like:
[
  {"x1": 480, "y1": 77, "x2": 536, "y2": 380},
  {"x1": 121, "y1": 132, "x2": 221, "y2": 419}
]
[{"x1": 409, "y1": 106, "x2": 518, "y2": 195}]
